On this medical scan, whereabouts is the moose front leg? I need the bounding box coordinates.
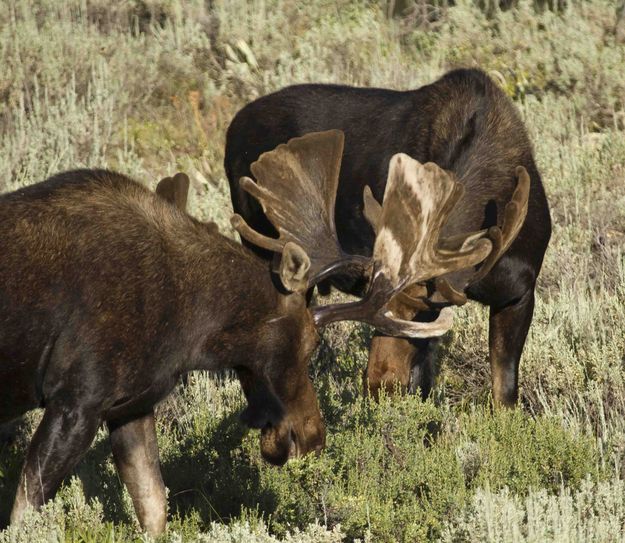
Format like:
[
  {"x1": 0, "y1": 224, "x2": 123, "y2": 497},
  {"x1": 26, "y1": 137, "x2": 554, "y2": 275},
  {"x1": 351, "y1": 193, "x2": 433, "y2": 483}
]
[
  {"x1": 108, "y1": 411, "x2": 166, "y2": 537},
  {"x1": 407, "y1": 337, "x2": 439, "y2": 399},
  {"x1": 11, "y1": 403, "x2": 100, "y2": 524},
  {"x1": 365, "y1": 304, "x2": 442, "y2": 400},
  {"x1": 365, "y1": 335, "x2": 413, "y2": 398},
  {"x1": 488, "y1": 288, "x2": 535, "y2": 407}
]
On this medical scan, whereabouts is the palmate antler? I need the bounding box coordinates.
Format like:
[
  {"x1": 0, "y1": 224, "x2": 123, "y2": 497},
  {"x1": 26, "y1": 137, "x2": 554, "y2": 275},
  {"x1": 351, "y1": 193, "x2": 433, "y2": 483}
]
[
  {"x1": 469, "y1": 165, "x2": 530, "y2": 282},
  {"x1": 363, "y1": 164, "x2": 531, "y2": 309},
  {"x1": 312, "y1": 155, "x2": 493, "y2": 337},
  {"x1": 231, "y1": 130, "x2": 369, "y2": 291}
]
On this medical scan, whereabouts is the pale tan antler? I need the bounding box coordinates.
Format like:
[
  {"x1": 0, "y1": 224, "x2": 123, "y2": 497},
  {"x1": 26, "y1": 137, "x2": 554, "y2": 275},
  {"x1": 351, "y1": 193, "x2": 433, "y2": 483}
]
[
  {"x1": 231, "y1": 130, "x2": 369, "y2": 291},
  {"x1": 418, "y1": 165, "x2": 530, "y2": 305},
  {"x1": 362, "y1": 165, "x2": 531, "y2": 308},
  {"x1": 469, "y1": 166, "x2": 530, "y2": 282},
  {"x1": 312, "y1": 155, "x2": 493, "y2": 337}
]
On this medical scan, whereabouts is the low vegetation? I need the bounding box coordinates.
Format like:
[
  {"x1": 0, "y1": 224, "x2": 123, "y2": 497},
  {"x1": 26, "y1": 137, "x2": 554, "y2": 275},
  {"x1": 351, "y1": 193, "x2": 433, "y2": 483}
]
[{"x1": 1, "y1": 0, "x2": 624, "y2": 541}]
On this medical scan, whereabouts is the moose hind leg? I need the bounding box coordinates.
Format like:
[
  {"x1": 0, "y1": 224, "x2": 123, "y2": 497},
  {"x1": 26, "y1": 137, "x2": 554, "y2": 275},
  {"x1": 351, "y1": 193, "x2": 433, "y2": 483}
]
[
  {"x1": 488, "y1": 288, "x2": 535, "y2": 407},
  {"x1": 108, "y1": 411, "x2": 166, "y2": 537},
  {"x1": 10, "y1": 403, "x2": 100, "y2": 524}
]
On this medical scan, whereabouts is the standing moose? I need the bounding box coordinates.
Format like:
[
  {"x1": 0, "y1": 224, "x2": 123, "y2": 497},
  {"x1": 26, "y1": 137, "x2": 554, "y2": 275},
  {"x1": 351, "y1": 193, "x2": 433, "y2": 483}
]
[
  {"x1": 225, "y1": 68, "x2": 551, "y2": 406},
  {"x1": 0, "y1": 131, "x2": 504, "y2": 535}
]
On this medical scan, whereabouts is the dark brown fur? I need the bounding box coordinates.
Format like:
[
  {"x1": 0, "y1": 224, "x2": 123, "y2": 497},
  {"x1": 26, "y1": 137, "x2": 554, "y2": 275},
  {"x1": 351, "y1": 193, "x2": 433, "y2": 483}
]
[{"x1": 0, "y1": 169, "x2": 324, "y2": 534}]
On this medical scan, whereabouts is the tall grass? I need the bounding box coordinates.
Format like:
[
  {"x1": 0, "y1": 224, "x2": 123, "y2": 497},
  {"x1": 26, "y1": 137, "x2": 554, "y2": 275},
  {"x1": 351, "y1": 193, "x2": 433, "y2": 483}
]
[{"x1": 0, "y1": 0, "x2": 624, "y2": 541}]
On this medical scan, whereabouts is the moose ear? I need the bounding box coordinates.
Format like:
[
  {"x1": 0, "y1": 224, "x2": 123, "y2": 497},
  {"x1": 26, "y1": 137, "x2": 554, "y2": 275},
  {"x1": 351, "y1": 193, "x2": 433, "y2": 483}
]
[
  {"x1": 279, "y1": 242, "x2": 311, "y2": 293},
  {"x1": 155, "y1": 172, "x2": 190, "y2": 211}
]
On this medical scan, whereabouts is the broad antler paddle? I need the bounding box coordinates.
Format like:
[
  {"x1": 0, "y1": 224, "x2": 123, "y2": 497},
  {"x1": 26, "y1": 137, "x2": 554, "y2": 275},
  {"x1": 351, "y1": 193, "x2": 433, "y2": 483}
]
[
  {"x1": 231, "y1": 130, "x2": 369, "y2": 291},
  {"x1": 363, "y1": 164, "x2": 531, "y2": 309},
  {"x1": 311, "y1": 155, "x2": 492, "y2": 337}
]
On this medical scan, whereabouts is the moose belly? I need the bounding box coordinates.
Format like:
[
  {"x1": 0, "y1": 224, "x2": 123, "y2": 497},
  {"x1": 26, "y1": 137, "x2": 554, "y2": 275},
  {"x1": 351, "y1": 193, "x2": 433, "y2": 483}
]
[{"x1": 104, "y1": 374, "x2": 179, "y2": 422}]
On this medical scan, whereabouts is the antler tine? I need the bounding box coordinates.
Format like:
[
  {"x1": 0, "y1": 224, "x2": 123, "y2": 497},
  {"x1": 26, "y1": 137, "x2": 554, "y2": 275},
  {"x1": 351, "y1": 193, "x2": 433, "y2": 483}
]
[
  {"x1": 313, "y1": 298, "x2": 455, "y2": 338},
  {"x1": 363, "y1": 185, "x2": 382, "y2": 235},
  {"x1": 231, "y1": 213, "x2": 284, "y2": 253},
  {"x1": 230, "y1": 130, "x2": 370, "y2": 290},
  {"x1": 393, "y1": 283, "x2": 430, "y2": 312},
  {"x1": 313, "y1": 154, "x2": 493, "y2": 337},
  {"x1": 434, "y1": 277, "x2": 468, "y2": 306},
  {"x1": 375, "y1": 306, "x2": 455, "y2": 337}
]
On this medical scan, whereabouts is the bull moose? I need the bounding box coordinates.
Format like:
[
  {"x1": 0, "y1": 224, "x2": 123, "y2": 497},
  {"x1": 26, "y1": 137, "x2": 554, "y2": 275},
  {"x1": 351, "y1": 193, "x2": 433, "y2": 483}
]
[
  {"x1": 225, "y1": 68, "x2": 551, "y2": 406},
  {"x1": 0, "y1": 131, "x2": 506, "y2": 534}
]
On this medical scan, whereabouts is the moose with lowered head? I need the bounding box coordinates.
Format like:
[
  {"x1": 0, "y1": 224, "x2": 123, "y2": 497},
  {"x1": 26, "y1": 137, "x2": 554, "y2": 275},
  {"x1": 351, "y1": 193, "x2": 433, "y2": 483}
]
[
  {"x1": 0, "y1": 130, "x2": 516, "y2": 535},
  {"x1": 226, "y1": 68, "x2": 551, "y2": 406}
]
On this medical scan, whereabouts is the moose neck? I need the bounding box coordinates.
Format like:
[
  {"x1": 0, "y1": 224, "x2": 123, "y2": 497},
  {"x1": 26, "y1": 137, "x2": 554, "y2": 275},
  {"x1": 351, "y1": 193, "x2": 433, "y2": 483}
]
[{"x1": 167, "y1": 229, "x2": 280, "y2": 374}]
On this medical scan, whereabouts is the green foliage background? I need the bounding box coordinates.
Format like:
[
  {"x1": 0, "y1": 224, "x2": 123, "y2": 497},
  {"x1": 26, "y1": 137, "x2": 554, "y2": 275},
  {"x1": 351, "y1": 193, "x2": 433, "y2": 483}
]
[{"x1": 0, "y1": 0, "x2": 624, "y2": 541}]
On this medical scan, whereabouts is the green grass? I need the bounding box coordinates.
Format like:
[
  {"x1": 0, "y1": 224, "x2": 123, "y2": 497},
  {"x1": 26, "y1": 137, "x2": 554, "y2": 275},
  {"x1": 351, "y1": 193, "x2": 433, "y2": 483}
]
[{"x1": 1, "y1": 0, "x2": 624, "y2": 541}]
